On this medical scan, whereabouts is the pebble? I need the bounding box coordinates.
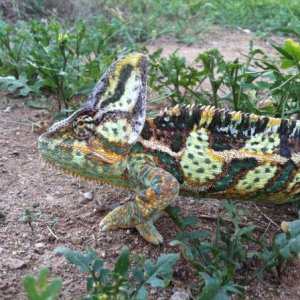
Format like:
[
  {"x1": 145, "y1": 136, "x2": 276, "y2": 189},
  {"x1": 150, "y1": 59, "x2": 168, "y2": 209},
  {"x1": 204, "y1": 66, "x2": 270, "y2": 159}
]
[
  {"x1": 170, "y1": 290, "x2": 190, "y2": 300},
  {"x1": 5, "y1": 258, "x2": 27, "y2": 270},
  {"x1": 32, "y1": 202, "x2": 40, "y2": 208},
  {"x1": 83, "y1": 191, "x2": 93, "y2": 200},
  {"x1": 0, "y1": 248, "x2": 3, "y2": 255},
  {"x1": 35, "y1": 242, "x2": 45, "y2": 249},
  {"x1": 0, "y1": 212, "x2": 6, "y2": 219},
  {"x1": 71, "y1": 236, "x2": 83, "y2": 245}
]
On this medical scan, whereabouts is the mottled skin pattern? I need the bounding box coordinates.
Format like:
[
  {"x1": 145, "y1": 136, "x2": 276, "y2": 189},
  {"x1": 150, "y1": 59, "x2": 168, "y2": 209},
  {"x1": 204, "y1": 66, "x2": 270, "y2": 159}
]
[{"x1": 39, "y1": 53, "x2": 300, "y2": 244}]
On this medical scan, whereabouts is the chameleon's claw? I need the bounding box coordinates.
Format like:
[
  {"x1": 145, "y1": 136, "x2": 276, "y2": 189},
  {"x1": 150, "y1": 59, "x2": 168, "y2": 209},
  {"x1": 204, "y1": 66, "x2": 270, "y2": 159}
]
[
  {"x1": 136, "y1": 221, "x2": 164, "y2": 245},
  {"x1": 99, "y1": 203, "x2": 138, "y2": 230},
  {"x1": 99, "y1": 221, "x2": 110, "y2": 232}
]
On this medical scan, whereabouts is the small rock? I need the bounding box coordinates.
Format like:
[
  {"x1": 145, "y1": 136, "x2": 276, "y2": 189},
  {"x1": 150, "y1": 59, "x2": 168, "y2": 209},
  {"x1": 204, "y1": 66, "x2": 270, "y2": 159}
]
[
  {"x1": 4, "y1": 106, "x2": 11, "y2": 113},
  {"x1": 150, "y1": 289, "x2": 157, "y2": 295},
  {"x1": 34, "y1": 243, "x2": 45, "y2": 254},
  {"x1": 0, "y1": 212, "x2": 6, "y2": 220},
  {"x1": 100, "y1": 251, "x2": 106, "y2": 258},
  {"x1": 71, "y1": 236, "x2": 83, "y2": 245},
  {"x1": 94, "y1": 200, "x2": 106, "y2": 212},
  {"x1": 0, "y1": 248, "x2": 3, "y2": 255},
  {"x1": 35, "y1": 242, "x2": 45, "y2": 249},
  {"x1": 170, "y1": 290, "x2": 190, "y2": 300},
  {"x1": 32, "y1": 202, "x2": 40, "y2": 208},
  {"x1": 5, "y1": 258, "x2": 26, "y2": 270},
  {"x1": 83, "y1": 191, "x2": 93, "y2": 201}
]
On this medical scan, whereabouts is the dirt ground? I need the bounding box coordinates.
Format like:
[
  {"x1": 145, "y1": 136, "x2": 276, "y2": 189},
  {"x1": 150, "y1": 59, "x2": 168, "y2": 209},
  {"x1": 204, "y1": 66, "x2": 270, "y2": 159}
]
[{"x1": 1, "y1": 28, "x2": 300, "y2": 300}]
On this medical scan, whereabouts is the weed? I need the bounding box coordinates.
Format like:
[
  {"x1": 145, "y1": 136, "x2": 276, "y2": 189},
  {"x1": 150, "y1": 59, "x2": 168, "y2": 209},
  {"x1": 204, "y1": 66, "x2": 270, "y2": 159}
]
[
  {"x1": 54, "y1": 246, "x2": 179, "y2": 299},
  {"x1": 149, "y1": 39, "x2": 300, "y2": 119},
  {"x1": 23, "y1": 266, "x2": 62, "y2": 300},
  {"x1": 167, "y1": 203, "x2": 300, "y2": 298},
  {"x1": 19, "y1": 208, "x2": 35, "y2": 232}
]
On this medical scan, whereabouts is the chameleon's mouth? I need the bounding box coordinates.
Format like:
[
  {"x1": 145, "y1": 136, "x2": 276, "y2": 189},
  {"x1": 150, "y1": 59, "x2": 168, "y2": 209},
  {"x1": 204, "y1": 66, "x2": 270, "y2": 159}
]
[
  {"x1": 38, "y1": 133, "x2": 104, "y2": 181},
  {"x1": 38, "y1": 132, "x2": 128, "y2": 184}
]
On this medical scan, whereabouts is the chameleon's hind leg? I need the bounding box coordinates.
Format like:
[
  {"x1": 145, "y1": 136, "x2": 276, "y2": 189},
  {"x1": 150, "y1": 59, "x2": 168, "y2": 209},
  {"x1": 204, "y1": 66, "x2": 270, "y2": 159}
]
[{"x1": 99, "y1": 156, "x2": 179, "y2": 244}]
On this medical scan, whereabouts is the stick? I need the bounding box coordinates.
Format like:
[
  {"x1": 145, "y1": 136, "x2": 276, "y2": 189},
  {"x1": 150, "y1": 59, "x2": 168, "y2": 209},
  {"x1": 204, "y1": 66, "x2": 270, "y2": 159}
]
[{"x1": 47, "y1": 226, "x2": 59, "y2": 240}]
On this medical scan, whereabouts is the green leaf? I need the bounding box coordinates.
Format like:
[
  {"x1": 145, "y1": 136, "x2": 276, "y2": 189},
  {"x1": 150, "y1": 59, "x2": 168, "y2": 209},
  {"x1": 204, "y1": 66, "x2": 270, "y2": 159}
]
[
  {"x1": 40, "y1": 279, "x2": 62, "y2": 299},
  {"x1": 55, "y1": 247, "x2": 91, "y2": 272},
  {"x1": 23, "y1": 267, "x2": 62, "y2": 300},
  {"x1": 0, "y1": 75, "x2": 34, "y2": 96},
  {"x1": 132, "y1": 253, "x2": 179, "y2": 298},
  {"x1": 134, "y1": 286, "x2": 147, "y2": 300},
  {"x1": 284, "y1": 39, "x2": 300, "y2": 61},
  {"x1": 143, "y1": 253, "x2": 179, "y2": 287},
  {"x1": 198, "y1": 273, "x2": 243, "y2": 300},
  {"x1": 23, "y1": 277, "x2": 40, "y2": 300},
  {"x1": 114, "y1": 247, "x2": 130, "y2": 277},
  {"x1": 26, "y1": 100, "x2": 49, "y2": 109}
]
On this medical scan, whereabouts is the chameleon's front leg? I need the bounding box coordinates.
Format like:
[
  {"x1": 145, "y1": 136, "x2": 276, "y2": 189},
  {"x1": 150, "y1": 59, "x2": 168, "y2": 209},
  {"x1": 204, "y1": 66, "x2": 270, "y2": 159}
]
[{"x1": 99, "y1": 156, "x2": 180, "y2": 244}]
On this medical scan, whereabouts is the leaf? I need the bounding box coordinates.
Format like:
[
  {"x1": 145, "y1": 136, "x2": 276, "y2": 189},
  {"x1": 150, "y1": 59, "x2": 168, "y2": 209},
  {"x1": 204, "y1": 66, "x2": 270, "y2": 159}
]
[
  {"x1": 114, "y1": 247, "x2": 130, "y2": 277},
  {"x1": 0, "y1": 75, "x2": 34, "y2": 96},
  {"x1": 23, "y1": 267, "x2": 62, "y2": 300},
  {"x1": 198, "y1": 273, "x2": 243, "y2": 300},
  {"x1": 176, "y1": 230, "x2": 210, "y2": 242},
  {"x1": 26, "y1": 100, "x2": 49, "y2": 109},
  {"x1": 55, "y1": 247, "x2": 91, "y2": 272},
  {"x1": 40, "y1": 279, "x2": 62, "y2": 299},
  {"x1": 132, "y1": 253, "x2": 179, "y2": 298},
  {"x1": 134, "y1": 286, "x2": 147, "y2": 300},
  {"x1": 23, "y1": 277, "x2": 40, "y2": 300},
  {"x1": 284, "y1": 39, "x2": 300, "y2": 61},
  {"x1": 143, "y1": 253, "x2": 179, "y2": 287}
]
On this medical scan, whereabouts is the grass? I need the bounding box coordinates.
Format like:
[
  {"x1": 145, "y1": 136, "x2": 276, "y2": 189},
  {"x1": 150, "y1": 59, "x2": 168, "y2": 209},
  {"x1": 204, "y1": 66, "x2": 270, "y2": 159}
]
[
  {"x1": 1, "y1": 15, "x2": 300, "y2": 118},
  {"x1": 4, "y1": 1, "x2": 300, "y2": 42}
]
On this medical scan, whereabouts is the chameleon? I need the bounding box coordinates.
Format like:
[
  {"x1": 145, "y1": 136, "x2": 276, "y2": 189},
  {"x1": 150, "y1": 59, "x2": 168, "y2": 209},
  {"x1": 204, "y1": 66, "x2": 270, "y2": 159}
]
[{"x1": 38, "y1": 52, "x2": 300, "y2": 245}]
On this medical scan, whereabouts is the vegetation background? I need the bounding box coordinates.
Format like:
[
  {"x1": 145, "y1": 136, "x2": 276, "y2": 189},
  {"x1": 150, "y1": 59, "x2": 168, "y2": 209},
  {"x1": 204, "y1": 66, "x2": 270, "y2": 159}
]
[{"x1": 1, "y1": 0, "x2": 300, "y2": 299}]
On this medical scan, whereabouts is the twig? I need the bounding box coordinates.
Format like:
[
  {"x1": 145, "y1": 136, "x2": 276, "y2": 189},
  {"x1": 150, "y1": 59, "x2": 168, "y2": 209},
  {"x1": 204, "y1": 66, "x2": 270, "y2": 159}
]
[
  {"x1": 254, "y1": 204, "x2": 280, "y2": 228},
  {"x1": 198, "y1": 214, "x2": 266, "y2": 232},
  {"x1": 47, "y1": 226, "x2": 59, "y2": 240}
]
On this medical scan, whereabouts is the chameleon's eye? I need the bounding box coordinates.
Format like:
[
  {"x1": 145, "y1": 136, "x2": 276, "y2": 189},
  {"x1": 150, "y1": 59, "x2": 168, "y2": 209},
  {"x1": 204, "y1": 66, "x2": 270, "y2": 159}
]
[{"x1": 73, "y1": 115, "x2": 94, "y2": 138}]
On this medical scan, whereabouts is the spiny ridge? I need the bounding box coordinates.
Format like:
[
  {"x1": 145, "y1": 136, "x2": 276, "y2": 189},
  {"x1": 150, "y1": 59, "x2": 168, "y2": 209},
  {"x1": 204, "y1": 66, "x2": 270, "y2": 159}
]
[{"x1": 155, "y1": 104, "x2": 300, "y2": 138}]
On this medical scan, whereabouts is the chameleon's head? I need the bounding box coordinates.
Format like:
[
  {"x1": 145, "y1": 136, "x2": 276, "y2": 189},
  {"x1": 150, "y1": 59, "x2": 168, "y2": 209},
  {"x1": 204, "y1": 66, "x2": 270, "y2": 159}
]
[{"x1": 38, "y1": 53, "x2": 147, "y2": 182}]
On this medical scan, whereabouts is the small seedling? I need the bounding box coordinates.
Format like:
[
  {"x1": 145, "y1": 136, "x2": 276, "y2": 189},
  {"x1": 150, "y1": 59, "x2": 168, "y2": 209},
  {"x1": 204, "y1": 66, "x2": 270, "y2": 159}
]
[
  {"x1": 23, "y1": 266, "x2": 62, "y2": 300},
  {"x1": 19, "y1": 208, "x2": 35, "y2": 232}
]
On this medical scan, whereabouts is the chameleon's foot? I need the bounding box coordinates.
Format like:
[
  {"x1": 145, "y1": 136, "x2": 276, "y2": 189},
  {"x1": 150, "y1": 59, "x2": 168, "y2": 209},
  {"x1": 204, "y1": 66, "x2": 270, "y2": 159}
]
[
  {"x1": 99, "y1": 204, "x2": 164, "y2": 244},
  {"x1": 99, "y1": 202, "x2": 138, "y2": 230},
  {"x1": 136, "y1": 221, "x2": 163, "y2": 245}
]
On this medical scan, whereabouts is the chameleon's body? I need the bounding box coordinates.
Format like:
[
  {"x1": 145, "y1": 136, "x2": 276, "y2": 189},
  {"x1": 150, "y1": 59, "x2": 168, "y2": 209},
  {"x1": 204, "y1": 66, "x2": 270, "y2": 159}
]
[{"x1": 39, "y1": 53, "x2": 300, "y2": 244}]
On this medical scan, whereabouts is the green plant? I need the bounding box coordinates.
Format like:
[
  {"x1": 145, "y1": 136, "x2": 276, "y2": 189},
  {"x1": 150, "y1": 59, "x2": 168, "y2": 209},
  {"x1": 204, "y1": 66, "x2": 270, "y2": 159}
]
[
  {"x1": 167, "y1": 203, "x2": 249, "y2": 299},
  {"x1": 166, "y1": 202, "x2": 300, "y2": 298},
  {"x1": 23, "y1": 266, "x2": 62, "y2": 300},
  {"x1": 19, "y1": 208, "x2": 35, "y2": 232},
  {"x1": 55, "y1": 246, "x2": 179, "y2": 299},
  {"x1": 256, "y1": 214, "x2": 300, "y2": 281},
  {"x1": 149, "y1": 49, "x2": 207, "y2": 105},
  {"x1": 148, "y1": 37, "x2": 300, "y2": 119}
]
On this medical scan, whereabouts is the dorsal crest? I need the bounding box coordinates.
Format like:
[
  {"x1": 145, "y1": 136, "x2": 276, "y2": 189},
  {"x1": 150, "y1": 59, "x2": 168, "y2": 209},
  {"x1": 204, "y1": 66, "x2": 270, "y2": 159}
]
[{"x1": 154, "y1": 105, "x2": 300, "y2": 139}]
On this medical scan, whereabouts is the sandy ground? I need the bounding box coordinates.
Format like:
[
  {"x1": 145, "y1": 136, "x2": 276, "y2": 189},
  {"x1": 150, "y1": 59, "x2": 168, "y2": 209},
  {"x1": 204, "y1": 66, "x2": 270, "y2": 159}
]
[{"x1": 1, "y1": 28, "x2": 300, "y2": 299}]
